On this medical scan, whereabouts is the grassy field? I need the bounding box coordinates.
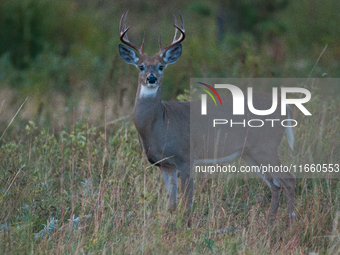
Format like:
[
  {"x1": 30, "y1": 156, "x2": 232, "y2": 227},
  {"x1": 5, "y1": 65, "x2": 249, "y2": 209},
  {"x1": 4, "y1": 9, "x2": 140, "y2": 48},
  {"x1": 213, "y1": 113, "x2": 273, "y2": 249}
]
[{"x1": 1, "y1": 82, "x2": 340, "y2": 254}]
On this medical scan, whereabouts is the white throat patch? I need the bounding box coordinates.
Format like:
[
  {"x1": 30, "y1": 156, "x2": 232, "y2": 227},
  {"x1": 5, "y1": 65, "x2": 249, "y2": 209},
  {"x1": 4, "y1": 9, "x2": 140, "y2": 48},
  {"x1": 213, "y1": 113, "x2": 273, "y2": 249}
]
[{"x1": 139, "y1": 85, "x2": 158, "y2": 98}]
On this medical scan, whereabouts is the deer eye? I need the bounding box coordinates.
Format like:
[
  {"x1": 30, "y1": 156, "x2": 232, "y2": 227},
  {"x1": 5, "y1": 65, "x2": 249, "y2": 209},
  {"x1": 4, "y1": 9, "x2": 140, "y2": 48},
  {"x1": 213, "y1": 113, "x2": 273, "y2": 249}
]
[
  {"x1": 139, "y1": 65, "x2": 145, "y2": 71},
  {"x1": 159, "y1": 65, "x2": 164, "y2": 71}
]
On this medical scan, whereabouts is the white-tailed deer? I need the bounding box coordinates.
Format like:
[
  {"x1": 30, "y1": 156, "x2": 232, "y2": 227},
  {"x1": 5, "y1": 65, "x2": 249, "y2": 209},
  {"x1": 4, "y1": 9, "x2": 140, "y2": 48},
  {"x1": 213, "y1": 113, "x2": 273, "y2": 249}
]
[{"x1": 118, "y1": 11, "x2": 295, "y2": 227}]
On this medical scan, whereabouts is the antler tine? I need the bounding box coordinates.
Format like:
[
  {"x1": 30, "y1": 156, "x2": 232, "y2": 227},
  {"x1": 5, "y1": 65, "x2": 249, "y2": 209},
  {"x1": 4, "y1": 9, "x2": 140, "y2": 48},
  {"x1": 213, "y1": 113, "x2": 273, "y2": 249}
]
[
  {"x1": 141, "y1": 32, "x2": 146, "y2": 54},
  {"x1": 160, "y1": 10, "x2": 186, "y2": 54},
  {"x1": 123, "y1": 10, "x2": 128, "y2": 30},
  {"x1": 172, "y1": 14, "x2": 178, "y2": 42},
  {"x1": 119, "y1": 11, "x2": 129, "y2": 36},
  {"x1": 174, "y1": 10, "x2": 185, "y2": 36},
  {"x1": 158, "y1": 34, "x2": 162, "y2": 50},
  {"x1": 119, "y1": 11, "x2": 144, "y2": 56},
  {"x1": 178, "y1": 10, "x2": 184, "y2": 31},
  {"x1": 119, "y1": 11, "x2": 125, "y2": 35}
]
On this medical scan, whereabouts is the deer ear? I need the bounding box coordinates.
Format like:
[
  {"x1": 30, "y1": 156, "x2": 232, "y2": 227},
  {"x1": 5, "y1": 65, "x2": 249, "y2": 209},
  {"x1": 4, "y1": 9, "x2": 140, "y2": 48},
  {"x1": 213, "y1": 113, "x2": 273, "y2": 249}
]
[
  {"x1": 163, "y1": 44, "x2": 182, "y2": 65},
  {"x1": 119, "y1": 44, "x2": 139, "y2": 65}
]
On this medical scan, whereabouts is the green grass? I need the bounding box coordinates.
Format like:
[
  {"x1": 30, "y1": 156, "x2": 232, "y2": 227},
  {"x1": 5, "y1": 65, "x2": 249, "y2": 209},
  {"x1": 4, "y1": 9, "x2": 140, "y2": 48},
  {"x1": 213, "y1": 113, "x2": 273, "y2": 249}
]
[{"x1": 1, "y1": 87, "x2": 340, "y2": 254}]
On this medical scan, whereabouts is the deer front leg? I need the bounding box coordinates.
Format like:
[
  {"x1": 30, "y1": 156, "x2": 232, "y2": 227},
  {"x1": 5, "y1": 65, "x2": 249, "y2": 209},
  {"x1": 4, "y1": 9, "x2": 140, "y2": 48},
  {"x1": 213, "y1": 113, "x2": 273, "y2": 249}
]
[
  {"x1": 281, "y1": 177, "x2": 296, "y2": 225},
  {"x1": 179, "y1": 171, "x2": 193, "y2": 228},
  {"x1": 269, "y1": 177, "x2": 295, "y2": 226},
  {"x1": 268, "y1": 180, "x2": 280, "y2": 225},
  {"x1": 161, "y1": 168, "x2": 178, "y2": 212}
]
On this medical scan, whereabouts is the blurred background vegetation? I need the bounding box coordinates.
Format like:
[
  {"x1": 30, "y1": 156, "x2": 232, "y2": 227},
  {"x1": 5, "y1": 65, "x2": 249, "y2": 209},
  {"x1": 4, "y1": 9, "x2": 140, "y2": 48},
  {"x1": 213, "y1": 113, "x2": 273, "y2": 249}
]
[
  {"x1": 1, "y1": 1, "x2": 340, "y2": 253},
  {"x1": 0, "y1": 0, "x2": 339, "y2": 131}
]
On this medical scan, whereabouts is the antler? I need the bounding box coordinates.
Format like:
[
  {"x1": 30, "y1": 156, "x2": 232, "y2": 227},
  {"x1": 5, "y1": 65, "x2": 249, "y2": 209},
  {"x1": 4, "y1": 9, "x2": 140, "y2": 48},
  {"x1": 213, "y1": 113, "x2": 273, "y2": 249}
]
[
  {"x1": 119, "y1": 11, "x2": 145, "y2": 56},
  {"x1": 159, "y1": 10, "x2": 185, "y2": 55}
]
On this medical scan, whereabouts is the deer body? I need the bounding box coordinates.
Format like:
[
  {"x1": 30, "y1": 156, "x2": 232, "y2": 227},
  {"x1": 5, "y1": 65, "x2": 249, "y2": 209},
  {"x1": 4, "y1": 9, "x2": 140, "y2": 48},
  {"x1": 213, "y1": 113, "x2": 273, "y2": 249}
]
[
  {"x1": 134, "y1": 98, "x2": 190, "y2": 170},
  {"x1": 119, "y1": 11, "x2": 295, "y2": 227}
]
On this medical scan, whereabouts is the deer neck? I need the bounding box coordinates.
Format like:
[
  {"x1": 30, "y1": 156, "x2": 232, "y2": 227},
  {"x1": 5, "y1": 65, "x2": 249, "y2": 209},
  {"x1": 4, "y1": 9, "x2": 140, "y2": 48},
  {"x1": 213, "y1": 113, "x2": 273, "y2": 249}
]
[{"x1": 133, "y1": 83, "x2": 164, "y2": 135}]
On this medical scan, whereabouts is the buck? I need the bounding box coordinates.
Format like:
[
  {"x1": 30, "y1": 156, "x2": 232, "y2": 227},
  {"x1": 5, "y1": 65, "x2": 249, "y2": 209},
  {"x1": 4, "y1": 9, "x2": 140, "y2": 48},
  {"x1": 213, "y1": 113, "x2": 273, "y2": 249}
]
[{"x1": 118, "y1": 11, "x2": 295, "y2": 227}]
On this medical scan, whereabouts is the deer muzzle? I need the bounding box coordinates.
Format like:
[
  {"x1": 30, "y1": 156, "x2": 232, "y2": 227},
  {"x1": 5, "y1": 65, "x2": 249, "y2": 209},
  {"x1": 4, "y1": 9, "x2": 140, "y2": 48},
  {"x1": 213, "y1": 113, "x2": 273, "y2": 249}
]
[{"x1": 147, "y1": 74, "x2": 157, "y2": 85}]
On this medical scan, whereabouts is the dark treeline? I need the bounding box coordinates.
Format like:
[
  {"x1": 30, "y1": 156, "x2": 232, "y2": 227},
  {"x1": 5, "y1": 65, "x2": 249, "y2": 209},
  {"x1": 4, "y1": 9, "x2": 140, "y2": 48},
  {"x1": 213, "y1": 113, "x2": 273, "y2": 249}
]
[{"x1": 0, "y1": 0, "x2": 339, "y2": 128}]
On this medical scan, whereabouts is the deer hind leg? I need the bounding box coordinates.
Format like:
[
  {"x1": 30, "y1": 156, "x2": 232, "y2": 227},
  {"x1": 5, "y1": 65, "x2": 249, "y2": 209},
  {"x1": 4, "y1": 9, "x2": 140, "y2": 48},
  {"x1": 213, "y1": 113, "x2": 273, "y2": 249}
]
[
  {"x1": 248, "y1": 150, "x2": 295, "y2": 225},
  {"x1": 243, "y1": 155, "x2": 280, "y2": 224},
  {"x1": 263, "y1": 157, "x2": 296, "y2": 226},
  {"x1": 268, "y1": 181, "x2": 280, "y2": 224},
  {"x1": 280, "y1": 177, "x2": 295, "y2": 225},
  {"x1": 161, "y1": 168, "x2": 178, "y2": 212},
  {"x1": 178, "y1": 170, "x2": 193, "y2": 228}
]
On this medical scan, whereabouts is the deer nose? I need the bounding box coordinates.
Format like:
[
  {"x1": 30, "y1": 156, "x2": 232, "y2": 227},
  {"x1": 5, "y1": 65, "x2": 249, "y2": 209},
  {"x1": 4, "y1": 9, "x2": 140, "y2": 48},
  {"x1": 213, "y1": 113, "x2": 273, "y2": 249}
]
[{"x1": 147, "y1": 74, "x2": 157, "y2": 84}]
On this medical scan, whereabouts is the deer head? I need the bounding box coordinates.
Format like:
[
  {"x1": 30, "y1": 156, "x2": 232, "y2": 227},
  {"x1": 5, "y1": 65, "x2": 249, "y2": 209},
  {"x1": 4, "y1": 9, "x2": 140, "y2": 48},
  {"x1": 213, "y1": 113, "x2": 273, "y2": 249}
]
[{"x1": 118, "y1": 11, "x2": 185, "y2": 95}]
